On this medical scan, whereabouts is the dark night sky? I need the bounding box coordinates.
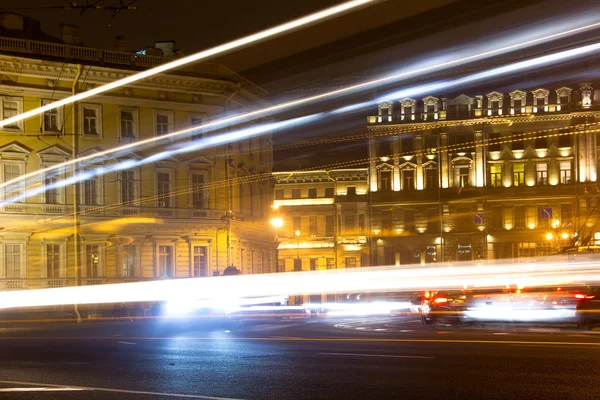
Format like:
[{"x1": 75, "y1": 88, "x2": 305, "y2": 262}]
[{"x1": 0, "y1": 0, "x2": 455, "y2": 75}]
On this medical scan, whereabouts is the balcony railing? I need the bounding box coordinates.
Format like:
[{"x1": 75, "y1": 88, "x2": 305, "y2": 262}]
[{"x1": 0, "y1": 36, "x2": 267, "y2": 98}]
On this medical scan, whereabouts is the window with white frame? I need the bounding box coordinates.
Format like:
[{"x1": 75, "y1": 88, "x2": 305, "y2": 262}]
[
  {"x1": 45, "y1": 243, "x2": 62, "y2": 278},
  {"x1": 1, "y1": 97, "x2": 23, "y2": 130},
  {"x1": 155, "y1": 111, "x2": 173, "y2": 136},
  {"x1": 536, "y1": 163, "x2": 548, "y2": 185},
  {"x1": 119, "y1": 108, "x2": 138, "y2": 139},
  {"x1": 157, "y1": 172, "x2": 172, "y2": 207},
  {"x1": 41, "y1": 99, "x2": 62, "y2": 134},
  {"x1": 190, "y1": 171, "x2": 208, "y2": 209},
  {"x1": 81, "y1": 104, "x2": 102, "y2": 136},
  {"x1": 44, "y1": 173, "x2": 61, "y2": 204},
  {"x1": 3, "y1": 162, "x2": 24, "y2": 200},
  {"x1": 120, "y1": 170, "x2": 138, "y2": 204},
  {"x1": 121, "y1": 245, "x2": 137, "y2": 277},
  {"x1": 81, "y1": 173, "x2": 100, "y2": 206},
  {"x1": 85, "y1": 244, "x2": 102, "y2": 278},
  {"x1": 193, "y1": 245, "x2": 208, "y2": 277},
  {"x1": 190, "y1": 116, "x2": 204, "y2": 141},
  {"x1": 4, "y1": 242, "x2": 24, "y2": 279},
  {"x1": 560, "y1": 161, "x2": 572, "y2": 184},
  {"x1": 157, "y1": 245, "x2": 174, "y2": 277}
]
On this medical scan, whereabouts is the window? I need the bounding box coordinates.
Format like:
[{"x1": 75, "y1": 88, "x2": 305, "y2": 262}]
[
  {"x1": 561, "y1": 204, "x2": 573, "y2": 227},
  {"x1": 86, "y1": 244, "x2": 101, "y2": 278},
  {"x1": 46, "y1": 244, "x2": 61, "y2": 278},
  {"x1": 293, "y1": 216, "x2": 301, "y2": 232},
  {"x1": 309, "y1": 216, "x2": 318, "y2": 236},
  {"x1": 121, "y1": 170, "x2": 137, "y2": 203},
  {"x1": 191, "y1": 172, "x2": 208, "y2": 209},
  {"x1": 155, "y1": 111, "x2": 173, "y2": 137},
  {"x1": 380, "y1": 170, "x2": 392, "y2": 191},
  {"x1": 491, "y1": 206, "x2": 502, "y2": 230},
  {"x1": 534, "y1": 134, "x2": 546, "y2": 149},
  {"x1": 344, "y1": 214, "x2": 355, "y2": 234},
  {"x1": 119, "y1": 108, "x2": 137, "y2": 139},
  {"x1": 158, "y1": 245, "x2": 174, "y2": 277},
  {"x1": 425, "y1": 166, "x2": 438, "y2": 190},
  {"x1": 536, "y1": 163, "x2": 548, "y2": 185},
  {"x1": 308, "y1": 188, "x2": 317, "y2": 198},
  {"x1": 560, "y1": 162, "x2": 572, "y2": 184},
  {"x1": 157, "y1": 172, "x2": 171, "y2": 208},
  {"x1": 310, "y1": 259, "x2": 317, "y2": 271},
  {"x1": 378, "y1": 138, "x2": 392, "y2": 157},
  {"x1": 347, "y1": 186, "x2": 357, "y2": 196},
  {"x1": 190, "y1": 117, "x2": 204, "y2": 141},
  {"x1": 513, "y1": 163, "x2": 525, "y2": 186},
  {"x1": 3, "y1": 163, "x2": 23, "y2": 200},
  {"x1": 381, "y1": 210, "x2": 393, "y2": 232},
  {"x1": 81, "y1": 104, "x2": 101, "y2": 136},
  {"x1": 358, "y1": 214, "x2": 365, "y2": 234},
  {"x1": 345, "y1": 257, "x2": 357, "y2": 268},
  {"x1": 515, "y1": 206, "x2": 526, "y2": 229},
  {"x1": 402, "y1": 169, "x2": 415, "y2": 190},
  {"x1": 326, "y1": 215, "x2": 334, "y2": 236},
  {"x1": 326, "y1": 258, "x2": 335, "y2": 269},
  {"x1": 457, "y1": 167, "x2": 470, "y2": 188},
  {"x1": 82, "y1": 175, "x2": 99, "y2": 205},
  {"x1": 488, "y1": 133, "x2": 501, "y2": 152},
  {"x1": 425, "y1": 245, "x2": 437, "y2": 263},
  {"x1": 401, "y1": 137, "x2": 413, "y2": 153},
  {"x1": 292, "y1": 188, "x2": 301, "y2": 199},
  {"x1": 275, "y1": 189, "x2": 284, "y2": 200},
  {"x1": 121, "y1": 245, "x2": 136, "y2": 277},
  {"x1": 2, "y1": 98, "x2": 22, "y2": 130},
  {"x1": 193, "y1": 246, "x2": 208, "y2": 277},
  {"x1": 5, "y1": 243, "x2": 22, "y2": 278},
  {"x1": 44, "y1": 174, "x2": 60, "y2": 204},
  {"x1": 490, "y1": 165, "x2": 502, "y2": 188},
  {"x1": 41, "y1": 99, "x2": 62, "y2": 134},
  {"x1": 558, "y1": 134, "x2": 572, "y2": 148},
  {"x1": 325, "y1": 187, "x2": 334, "y2": 197}
]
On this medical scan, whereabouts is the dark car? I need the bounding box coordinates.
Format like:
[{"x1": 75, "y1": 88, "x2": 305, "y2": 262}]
[
  {"x1": 421, "y1": 290, "x2": 469, "y2": 326},
  {"x1": 576, "y1": 290, "x2": 600, "y2": 330}
]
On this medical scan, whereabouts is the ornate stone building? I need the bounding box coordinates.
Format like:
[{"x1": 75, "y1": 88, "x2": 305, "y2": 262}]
[
  {"x1": 275, "y1": 82, "x2": 600, "y2": 268},
  {"x1": 0, "y1": 14, "x2": 274, "y2": 291}
]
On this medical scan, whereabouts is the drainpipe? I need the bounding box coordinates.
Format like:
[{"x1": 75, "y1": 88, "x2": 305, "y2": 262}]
[{"x1": 72, "y1": 64, "x2": 82, "y2": 322}]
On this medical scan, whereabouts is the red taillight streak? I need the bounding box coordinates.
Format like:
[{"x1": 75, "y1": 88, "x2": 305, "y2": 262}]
[{"x1": 434, "y1": 297, "x2": 448, "y2": 304}]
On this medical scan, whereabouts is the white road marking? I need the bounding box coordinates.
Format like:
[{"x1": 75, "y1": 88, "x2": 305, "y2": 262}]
[
  {"x1": 319, "y1": 352, "x2": 434, "y2": 359},
  {"x1": 493, "y1": 333, "x2": 509, "y2": 335},
  {"x1": 375, "y1": 329, "x2": 387, "y2": 331},
  {"x1": 400, "y1": 330, "x2": 414, "y2": 333},
  {"x1": 528, "y1": 328, "x2": 560, "y2": 333},
  {"x1": 0, "y1": 387, "x2": 87, "y2": 392},
  {"x1": 0, "y1": 380, "x2": 245, "y2": 400},
  {"x1": 355, "y1": 327, "x2": 366, "y2": 330},
  {"x1": 117, "y1": 341, "x2": 137, "y2": 345}
]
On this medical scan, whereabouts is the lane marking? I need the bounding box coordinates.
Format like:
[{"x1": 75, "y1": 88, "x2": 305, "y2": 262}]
[
  {"x1": 117, "y1": 341, "x2": 137, "y2": 345},
  {"x1": 319, "y1": 352, "x2": 434, "y2": 359},
  {"x1": 493, "y1": 333, "x2": 509, "y2": 335},
  {"x1": 355, "y1": 327, "x2": 366, "y2": 330},
  {"x1": 528, "y1": 328, "x2": 561, "y2": 333},
  {"x1": 2, "y1": 336, "x2": 600, "y2": 346},
  {"x1": 0, "y1": 380, "x2": 244, "y2": 400},
  {"x1": 510, "y1": 344, "x2": 600, "y2": 349},
  {"x1": 375, "y1": 329, "x2": 387, "y2": 331},
  {"x1": 0, "y1": 387, "x2": 87, "y2": 392},
  {"x1": 112, "y1": 334, "x2": 123, "y2": 337}
]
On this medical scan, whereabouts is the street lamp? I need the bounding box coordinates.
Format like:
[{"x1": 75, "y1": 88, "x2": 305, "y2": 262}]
[
  {"x1": 270, "y1": 217, "x2": 283, "y2": 239},
  {"x1": 295, "y1": 229, "x2": 301, "y2": 260}
]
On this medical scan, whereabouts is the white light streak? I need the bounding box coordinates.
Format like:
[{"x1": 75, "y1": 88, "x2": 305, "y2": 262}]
[
  {"x1": 1, "y1": 257, "x2": 599, "y2": 310},
  {"x1": 0, "y1": 0, "x2": 376, "y2": 129},
  {"x1": 4, "y1": 18, "x2": 600, "y2": 195}
]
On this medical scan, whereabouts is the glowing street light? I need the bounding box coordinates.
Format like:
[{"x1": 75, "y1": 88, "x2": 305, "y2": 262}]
[
  {"x1": 545, "y1": 232, "x2": 554, "y2": 240},
  {"x1": 270, "y1": 218, "x2": 284, "y2": 229}
]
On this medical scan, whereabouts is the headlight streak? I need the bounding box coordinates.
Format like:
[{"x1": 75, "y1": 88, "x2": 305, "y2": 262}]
[
  {"x1": 0, "y1": 257, "x2": 599, "y2": 310},
  {"x1": 3, "y1": 18, "x2": 600, "y2": 197},
  {"x1": 0, "y1": 0, "x2": 377, "y2": 129},
  {"x1": 4, "y1": 41, "x2": 600, "y2": 208}
]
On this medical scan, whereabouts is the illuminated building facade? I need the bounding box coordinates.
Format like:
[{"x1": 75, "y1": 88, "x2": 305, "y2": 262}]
[
  {"x1": 275, "y1": 83, "x2": 600, "y2": 269},
  {"x1": 272, "y1": 170, "x2": 369, "y2": 273},
  {"x1": 0, "y1": 15, "x2": 274, "y2": 291}
]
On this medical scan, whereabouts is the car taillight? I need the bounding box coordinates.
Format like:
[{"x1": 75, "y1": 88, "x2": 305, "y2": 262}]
[
  {"x1": 434, "y1": 297, "x2": 448, "y2": 304},
  {"x1": 575, "y1": 294, "x2": 586, "y2": 300}
]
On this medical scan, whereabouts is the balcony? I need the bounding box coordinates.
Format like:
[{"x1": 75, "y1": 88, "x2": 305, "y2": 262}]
[{"x1": 0, "y1": 279, "x2": 27, "y2": 290}]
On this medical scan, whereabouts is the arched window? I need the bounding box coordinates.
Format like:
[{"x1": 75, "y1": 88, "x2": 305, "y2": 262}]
[
  {"x1": 422, "y1": 96, "x2": 439, "y2": 120},
  {"x1": 377, "y1": 101, "x2": 392, "y2": 123},
  {"x1": 452, "y1": 157, "x2": 473, "y2": 189},
  {"x1": 399, "y1": 99, "x2": 415, "y2": 121},
  {"x1": 377, "y1": 165, "x2": 393, "y2": 191},
  {"x1": 509, "y1": 90, "x2": 526, "y2": 114},
  {"x1": 399, "y1": 162, "x2": 416, "y2": 191},
  {"x1": 531, "y1": 89, "x2": 549, "y2": 112},
  {"x1": 486, "y1": 92, "x2": 504, "y2": 116},
  {"x1": 423, "y1": 161, "x2": 438, "y2": 190}
]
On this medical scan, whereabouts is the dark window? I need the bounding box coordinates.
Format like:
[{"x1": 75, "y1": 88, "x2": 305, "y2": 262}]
[
  {"x1": 325, "y1": 187, "x2": 334, "y2": 197},
  {"x1": 292, "y1": 189, "x2": 301, "y2": 199},
  {"x1": 401, "y1": 137, "x2": 413, "y2": 153},
  {"x1": 379, "y1": 138, "x2": 392, "y2": 157},
  {"x1": 534, "y1": 134, "x2": 547, "y2": 149},
  {"x1": 403, "y1": 169, "x2": 415, "y2": 190},
  {"x1": 488, "y1": 132, "x2": 502, "y2": 152},
  {"x1": 358, "y1": 214, "x2": 365, "y2": 234},
  {"x1": 512, "y1": 133, "x2": 525, "y2": 150},
  {"x1": 347, "y1": 186, "x2": 356, "y2": 196},
  {"x1": 536, "y1": 97, "x2": 545, "y2": 107},
  {"x1": 326, "y1": 216, "x2": 334, "y2": 236},
  {"x1": 309, "y1": 216, "x2": 318, "y2": 236},
  {"x1": 491, "y1": 206, "x2": 503, "y2": 230},
  {"x1": 513, "y1": 99, "x2": 522, "y2": 109},
  {"x1": 515, "y1": 206, "x2": 526, "y2": 230},
  {"x1": 425, "y1": 167, "x2": 438, "y2": 190},
  {"x1": 425, "y1": 136, "x2": 437, "y2": 151},
  {"x1": 310, "y1": 259, "x2": 317, "y2": 271},
  {"x1": 344, "y1": 214, "x2": 355, "y2": 234},
  {"x1": 381, "y1": 210, "x2": 393, "y2": 232},
  {"x1": 558, "y1": 133, "x2": 572, "y2": 148},
  {"x1": 275, "y1": 189, "x2": 284, "y2": 200},
  {"x1": 380, "y1": 171, "x2": 392, "y2": 191},
  {"x1": 308, "y1": 188, "x2": 317, "y2": 198},
  {"x1": 559, "y1": 95, "x2": 569, "y2": 105}
]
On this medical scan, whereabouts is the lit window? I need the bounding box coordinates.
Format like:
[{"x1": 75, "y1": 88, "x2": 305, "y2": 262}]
[
  {"x1": 158, "y1": 245, "x2": 174, "y2": 277},
  {"x1": 121, "y1": 170, "x2": 137, "y2": 203},
  {"x1": 536, "y1": 163, "x2": 548, "y2": 185},
  {"x1": 44, "y1": 174, "x2": 60, "y2": 204},
  {"x1": 513, "y1": 163, "x2": 525, "y2": 186},
  {"x1": 4, "y1": 243, "x2": 22, "y2": 278},
  {"x1": 156, "y1": 112, "x2": 172, "y2": 136},
  {"x1": 191, "y1": 172, "x2": 208, "y2": 209},
  {"x1": 490, "y1": 165, "x2": 502, "y2": 188},
  {"x1": 82, "y1": 175, "x2": 99, "y2": 205},
  {"x1": 157, "y1": 172, "x2": 171, "y2": 208},
  {"x1": 560, "y1": 162, "x2": 572, "y2": 184},
  {"x1": 2, "y1": 99, "x2": 21, "y2": 130},
  {"x1": 3, "y1": 163, "x2": 23, "y2": 200},
  {"x1": 45, "y1": 244, "x2": 61, "y2": 278},
  {"x1": 121, "y1": 245, "x2": 137, "y2": 277},
  {"x1": 402, "y1": 169, "x2": 415, "y2": 190},
  {"x1": 86, "y1": 244, "x2": 101, "y2": 278}
]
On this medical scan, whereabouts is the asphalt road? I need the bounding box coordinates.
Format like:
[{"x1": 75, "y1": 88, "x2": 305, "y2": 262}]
[{"x1": 1, "y1": 315, "x2": 600, "y2": 400}]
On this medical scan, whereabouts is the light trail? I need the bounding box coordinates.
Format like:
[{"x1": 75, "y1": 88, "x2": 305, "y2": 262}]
[
  {"x1": 4, "y1": 41, "x2": 600, "y2": 206},
  {"x1": 0, "y1": 256, "x2": 599, "y2": 310},
  {"x1": 4, "y1": 18, "x2": 600, "y2": 196},
  {"x1": 0, "y1": 0, "x2": 377, "y2": 130}
]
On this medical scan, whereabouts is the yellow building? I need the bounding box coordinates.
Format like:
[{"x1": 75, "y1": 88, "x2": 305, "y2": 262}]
[{"x1": 0, "y1": 14, "x2": 275, "y2": 291}]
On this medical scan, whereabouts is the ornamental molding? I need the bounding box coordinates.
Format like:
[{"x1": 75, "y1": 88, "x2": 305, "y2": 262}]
[{"x1": 0, "y1": 57, "x2": 233, "y2": 95}]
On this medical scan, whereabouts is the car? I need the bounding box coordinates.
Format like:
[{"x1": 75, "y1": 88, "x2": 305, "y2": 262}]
[{"x1": 576, "y1": 289, "x2": 600, "y2": 329}]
